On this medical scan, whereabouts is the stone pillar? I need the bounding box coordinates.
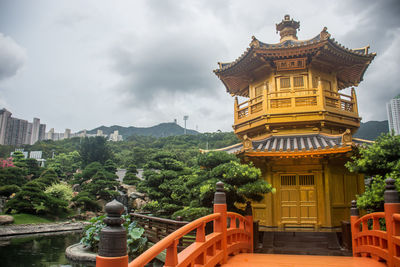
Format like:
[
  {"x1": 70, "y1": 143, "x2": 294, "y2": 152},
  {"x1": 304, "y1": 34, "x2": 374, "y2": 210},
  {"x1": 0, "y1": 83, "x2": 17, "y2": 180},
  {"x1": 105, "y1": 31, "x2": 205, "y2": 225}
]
[{"x1": 96, "y1": 200, "x2": 128, "y2": 267}]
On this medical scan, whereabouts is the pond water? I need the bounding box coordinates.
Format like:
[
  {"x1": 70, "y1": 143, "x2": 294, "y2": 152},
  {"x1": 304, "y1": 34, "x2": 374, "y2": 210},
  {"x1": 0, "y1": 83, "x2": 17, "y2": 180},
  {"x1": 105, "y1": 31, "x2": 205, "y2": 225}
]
[{"x1": 0, "y1": 231, "x2": 93, "y2": 267}]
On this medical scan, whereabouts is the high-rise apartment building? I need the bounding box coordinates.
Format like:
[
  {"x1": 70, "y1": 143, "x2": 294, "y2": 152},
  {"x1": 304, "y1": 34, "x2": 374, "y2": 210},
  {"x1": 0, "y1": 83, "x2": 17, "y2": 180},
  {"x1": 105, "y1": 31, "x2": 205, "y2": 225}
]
[
  {"x1": 109, "y1": 130, "x2": 123, "y2": 141},
  {"x1": 25, "y1": 122, "x2": 33, "y2": 144},
  {"x1": 5, "y1": 118, "x2": 28, "y2": 146},
  {"x1": 30, "y1": 118, "x2": 40, "y2": 145},
  {"x1": 38, "y1": 124, "x2": 46, "y2": 141},
  {"x1": 0, "y1": 109, "x2": 46, "y2": 146},
  {"x1": 64, "y1": 128, "x2": 71, "y2": 139},
  {"x1": 387, "y1": 95, "x2": 400, "y2": 135},
  {"x1": 0, "y1": 109, "x2": 12, "y2": 145}
]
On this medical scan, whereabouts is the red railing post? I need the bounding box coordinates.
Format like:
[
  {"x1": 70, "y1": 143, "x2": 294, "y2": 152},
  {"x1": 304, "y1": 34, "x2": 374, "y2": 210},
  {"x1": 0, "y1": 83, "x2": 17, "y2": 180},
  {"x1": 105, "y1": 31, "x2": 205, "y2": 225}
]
[
  {"x1": 214, "y1": 181, "x2": 228, "y2": 264},
  {"x1": 384, "y1": 178, "x2": 400, "y2": 267},
  {"x1": 165, "y1": 239, "x2": 179, "y2": 266},
  {"x1": 96, "y1": 200, "x2": 129, "y2": 267},
  {"x1": 245, "y1": 201, "x2": 254, "y2": 253},
  {"x1": 350, "y1": 200, "x2": 360, "y2": 257}
]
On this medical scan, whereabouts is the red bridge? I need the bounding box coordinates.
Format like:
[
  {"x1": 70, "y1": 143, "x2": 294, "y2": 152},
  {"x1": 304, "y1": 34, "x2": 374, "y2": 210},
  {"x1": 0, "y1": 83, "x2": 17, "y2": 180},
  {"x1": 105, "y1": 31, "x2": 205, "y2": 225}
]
[{"x1": 95, "y1": 179, "x2": 400, "y2": 267}]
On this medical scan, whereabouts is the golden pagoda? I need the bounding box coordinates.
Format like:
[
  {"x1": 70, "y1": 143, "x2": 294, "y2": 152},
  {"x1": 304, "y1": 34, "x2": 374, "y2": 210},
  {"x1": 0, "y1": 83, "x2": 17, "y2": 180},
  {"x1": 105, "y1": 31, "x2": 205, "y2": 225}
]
[{"x1": 214, "y1": 15, "x2": 375, "y2": 229}]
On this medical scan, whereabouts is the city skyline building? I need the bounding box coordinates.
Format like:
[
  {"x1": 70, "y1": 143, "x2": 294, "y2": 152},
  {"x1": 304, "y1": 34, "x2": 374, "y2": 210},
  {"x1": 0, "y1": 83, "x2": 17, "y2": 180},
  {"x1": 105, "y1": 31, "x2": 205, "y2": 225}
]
[
  {"x1": 30, "y1": 118, "x2": 40, "y2": 145},
  {"x1": 109, "y1": 130, "x2": 123, "y2": 141},
  {"x1": 39, "y1": 124, "x2": 46, "y2": 141},
  {"x1": 387, "y1": 95, "x2": 400, "y2": 135},
  {"x1": 0, "y1": 109, "x2": 11, "y2": 145},
  {"x1": 0, "y1": 108, "x2": 46, "y2": 146}
]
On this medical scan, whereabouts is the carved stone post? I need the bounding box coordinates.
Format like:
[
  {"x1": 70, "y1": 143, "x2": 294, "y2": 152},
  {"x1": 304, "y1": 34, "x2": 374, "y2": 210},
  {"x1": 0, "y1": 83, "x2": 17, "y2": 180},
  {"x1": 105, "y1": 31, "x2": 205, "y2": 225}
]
[
  {"x1": 213, "y1": 181, "x2": 228, "y2": 264},
  {"x1": 350, "y1": 200, "x2": 359, "y2": 257},
  {"x1": 384, "y1": 178, "x2": 400, "y2": 267},
  {"x1": 96, "y1": 200, "x2": 128, "y2": 267},
  {"x1": 245, "y1": 201, "x2": 254, "y2": 252}
]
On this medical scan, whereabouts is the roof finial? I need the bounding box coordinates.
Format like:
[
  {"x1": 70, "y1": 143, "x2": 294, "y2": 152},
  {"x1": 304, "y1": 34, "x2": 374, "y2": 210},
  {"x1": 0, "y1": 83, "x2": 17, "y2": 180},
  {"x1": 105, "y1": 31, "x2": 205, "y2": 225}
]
[{"x1": 276, "y1": 15, "x2": 300, "y2": 42}]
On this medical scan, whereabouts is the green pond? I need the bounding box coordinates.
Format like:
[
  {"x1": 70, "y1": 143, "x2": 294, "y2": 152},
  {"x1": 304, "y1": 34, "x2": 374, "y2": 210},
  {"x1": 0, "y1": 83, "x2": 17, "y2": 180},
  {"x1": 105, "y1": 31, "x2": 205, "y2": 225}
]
[{"x1": 0, "y1": 231, "x2": 93, "y2": 267}]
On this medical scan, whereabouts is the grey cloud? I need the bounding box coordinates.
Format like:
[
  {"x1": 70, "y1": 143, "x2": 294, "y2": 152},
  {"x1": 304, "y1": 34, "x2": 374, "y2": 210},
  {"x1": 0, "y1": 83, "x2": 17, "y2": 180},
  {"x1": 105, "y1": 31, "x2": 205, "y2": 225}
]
[
  {"x1": 336, "y1": 0, "x2": 400, "y2": 121},
  {"x1": 0, "y1": 33, "x2": 26, "y2": 81},
  {"x1": 110, "y1": 32, "x2": 225, "y2": 107},
  {"x1": 339, "y1": 0, "x2": 400, "y2": 52}
]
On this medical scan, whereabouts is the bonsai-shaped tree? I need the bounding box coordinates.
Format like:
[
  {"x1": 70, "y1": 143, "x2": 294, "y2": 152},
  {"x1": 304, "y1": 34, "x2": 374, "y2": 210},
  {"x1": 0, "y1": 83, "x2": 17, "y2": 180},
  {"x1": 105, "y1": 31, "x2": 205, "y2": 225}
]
[{"x1": 346, "y1": 133, "x2": 400, "y2": 212}]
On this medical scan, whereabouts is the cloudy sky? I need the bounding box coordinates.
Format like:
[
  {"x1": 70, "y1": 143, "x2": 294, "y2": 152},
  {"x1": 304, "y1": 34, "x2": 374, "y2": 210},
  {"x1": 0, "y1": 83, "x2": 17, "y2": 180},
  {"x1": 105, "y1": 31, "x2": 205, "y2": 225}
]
[{"x1": 0, "y1": 0, "x2": 399, "y2": 133}]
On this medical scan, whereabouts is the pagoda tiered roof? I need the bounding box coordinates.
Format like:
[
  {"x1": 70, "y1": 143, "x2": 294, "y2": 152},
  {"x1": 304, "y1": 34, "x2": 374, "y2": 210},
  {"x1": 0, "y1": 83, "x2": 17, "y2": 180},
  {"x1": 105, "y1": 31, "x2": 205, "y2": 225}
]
[
  {"x1": 212, "y1": 133, "x2": 372, "y2": 158},
  {"x1": 214, "y1": 28, "x2": 375, "y2": 96}
]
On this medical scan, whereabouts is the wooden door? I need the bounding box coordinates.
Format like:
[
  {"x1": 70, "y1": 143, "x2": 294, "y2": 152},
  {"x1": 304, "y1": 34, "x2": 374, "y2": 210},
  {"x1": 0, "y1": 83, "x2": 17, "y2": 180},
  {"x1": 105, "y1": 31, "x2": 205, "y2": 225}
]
[
  {"x1": 299, "y1": 175, "x2": 317, "y2": 224},
  {"x1": 280, "y1": 174, "x2": 317, "y2": 226},
  {"x1": 280, "y1": 175, "x2": 298, "y2": 224}
]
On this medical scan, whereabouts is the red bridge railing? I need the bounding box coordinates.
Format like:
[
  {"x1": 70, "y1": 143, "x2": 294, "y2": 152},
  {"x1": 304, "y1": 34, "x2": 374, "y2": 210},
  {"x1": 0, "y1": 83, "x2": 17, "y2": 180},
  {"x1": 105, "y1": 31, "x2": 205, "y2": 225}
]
[
  {"x1": 96, "y1": 181, "x2": 253, "y2": 267},
  {"x1": 351, "y1": 178, "x2": 400, "y2": 267}
]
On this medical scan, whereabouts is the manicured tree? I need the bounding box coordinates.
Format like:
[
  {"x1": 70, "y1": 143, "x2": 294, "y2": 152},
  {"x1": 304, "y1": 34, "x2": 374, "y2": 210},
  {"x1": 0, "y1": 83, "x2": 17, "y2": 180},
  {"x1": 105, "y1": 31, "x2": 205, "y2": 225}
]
[
  {"x1": 72, "y1": 191, "x2": 101, "y2": 211},
  {"x1": 46, "y1": 151, "x2": 81, "y2": 179},
  {"x1": 25, "y1": 158, "x2": 42, "y2": 179},
  {"x1": 11, "y1": 151, "x2": 27, "y2": 168},
  {"x1": 137, "y1": 152, "x2": 192, "y2": 216},
  {"x1": 44, "y1": 183, "x2": 74, "y2": 202},
  {"x1": 104, "y1": 159, "x2": 117, "y2": 174},
  {"x1": 0, "y1": 167, "x2": 27, "y2": 187},
  {"x1": 0, "y1": 185, "x2": 21, "y2": 197},
  {"x1": 83, "y1": 170, "x2": 119, "y2": 201},
  {"x1": 174, "y1": 151, "x2": 273, "y2": 220},
  {"x1": 5, "y1": 180, "x2": 48, "y2": 214},
  {"x1": 123, "y1": 164, "x2": 140, "y2": 185},
  {"x1": 346, "y1": 133, "x2": 400, "y2": 212},
  {"x1": 78, "y1": 161, "x2": 103, "y2": 183},
  {"x1": 5, "y1": 168, "x2": 65, "y2": 215},
  {"x1": 35, "y1": 168, "x2": 59, "y2": 186},
  {"x1": 80, "y1": 136, "x2": 112, "y2": 167}
]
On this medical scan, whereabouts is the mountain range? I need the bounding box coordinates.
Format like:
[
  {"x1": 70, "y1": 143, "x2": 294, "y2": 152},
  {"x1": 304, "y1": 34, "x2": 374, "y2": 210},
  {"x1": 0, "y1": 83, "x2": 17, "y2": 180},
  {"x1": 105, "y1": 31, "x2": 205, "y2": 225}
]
[
  {"x1": 84, "y1": 120, "x2": 389, "y2": 141},
  {"x1": 85, "y1": 122, "x2": 198, "y2": 138},
  {"x1": 354, "y1": 120, "x2": 389, "y2": 140}
]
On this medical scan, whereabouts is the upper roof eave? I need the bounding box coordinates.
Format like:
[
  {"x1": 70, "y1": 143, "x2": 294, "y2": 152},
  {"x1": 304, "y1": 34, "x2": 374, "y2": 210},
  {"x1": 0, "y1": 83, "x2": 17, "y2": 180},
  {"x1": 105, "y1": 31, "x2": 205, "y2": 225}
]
[{"x1": 214, "y1": 30, "x2": 375, "y2": 76}]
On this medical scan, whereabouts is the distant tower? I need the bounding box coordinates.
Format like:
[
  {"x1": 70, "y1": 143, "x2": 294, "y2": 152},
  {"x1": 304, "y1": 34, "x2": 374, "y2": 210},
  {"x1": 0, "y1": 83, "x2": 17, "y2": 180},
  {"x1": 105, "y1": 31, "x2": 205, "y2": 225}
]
[
  {"x1": 387, "y1": 95, "x2": 400, "y2": 135},
  {"x1": 30, "y1": 118, "x2": 40, "y2": 145},
  {"x1": 183, "y1": 115, "x2": 189, "y2": 134},
  {"x1": 0, "y1": 109, "x2": 11, "y2": 145}
]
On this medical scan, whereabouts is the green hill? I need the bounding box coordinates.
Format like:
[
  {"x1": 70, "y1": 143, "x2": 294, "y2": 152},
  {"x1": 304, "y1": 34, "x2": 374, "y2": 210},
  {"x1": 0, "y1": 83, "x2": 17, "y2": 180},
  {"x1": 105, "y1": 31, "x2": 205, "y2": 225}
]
[
  {"x1": 81, "y1": 120, "x2": 388, "y2": 141},
  {"x1": 354, "y1": 120, "x2": 389, "y2": 140},
  {"x1": 84, "y1": 122, "x2": 199, "y2": 138}
]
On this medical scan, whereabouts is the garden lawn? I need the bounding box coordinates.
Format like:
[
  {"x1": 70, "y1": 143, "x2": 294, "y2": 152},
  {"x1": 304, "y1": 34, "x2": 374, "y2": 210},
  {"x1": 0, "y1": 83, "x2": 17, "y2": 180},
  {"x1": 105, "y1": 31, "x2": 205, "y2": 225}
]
[{"x1": 11, "y1": 213, "x2": 53, "y2": 224}]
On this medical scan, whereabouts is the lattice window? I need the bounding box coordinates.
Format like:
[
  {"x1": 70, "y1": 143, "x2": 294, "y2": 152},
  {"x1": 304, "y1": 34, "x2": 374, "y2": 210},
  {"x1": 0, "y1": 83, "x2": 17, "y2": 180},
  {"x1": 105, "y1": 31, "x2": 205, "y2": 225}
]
[
  {"x1": 299, "y1": 175, "x2": 315, "y2": 186},
  {"x1": 255, "y1": 85, "x2": 263, "y2": 97},
  {"x1": 251, "y1": 102, "x2": 263, "y2": 113},
  {"x1": 293, "y1": 76, "x2": 304, "y2": 87},
  {"x1": 271, "y1": 98, "x2": 291, "y2": 108},
  {"x1": 295, "y1": 96, "x2": 317, "y2": 106},
  {"x1": 325, "y1": 98, "x2": 339, "y2": 108},
  {"x1": 280, "y1": 77, "x2": 290, "y2": 89},
  {"x1": 312, "y1": 76, "x2": 319, "y2": 88},
  {"x1": 238, "y1": 108, "x2": 248, "y2": 118},
  {"x1": 281, "y1": 175, "x2": 296, "y2": 186},
  {"x1": 341, "y1": 101, "x2": 354, "y2": 112},
  {"x1": 321, "y1": 79, "x2": 332, "y2": 91}
]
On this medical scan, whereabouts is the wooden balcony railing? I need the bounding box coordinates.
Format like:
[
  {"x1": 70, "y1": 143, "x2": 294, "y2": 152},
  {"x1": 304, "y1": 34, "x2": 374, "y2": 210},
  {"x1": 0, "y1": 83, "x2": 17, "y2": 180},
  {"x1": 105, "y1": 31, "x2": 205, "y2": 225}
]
[
  {"x1": 130, "y1": 213, "x2": 193, "y2": 249},
  {"x1": 351, "y1": 178, "x2": 400, "y2": 267},
  {"x1": 234, "y1": 87, "x2": 358, "y2": 124}
]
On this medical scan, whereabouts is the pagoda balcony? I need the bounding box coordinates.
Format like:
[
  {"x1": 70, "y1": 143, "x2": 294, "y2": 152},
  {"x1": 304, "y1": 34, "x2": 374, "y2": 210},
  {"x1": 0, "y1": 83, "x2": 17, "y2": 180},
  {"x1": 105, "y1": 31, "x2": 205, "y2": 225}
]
[{"x1": 233, "y1": 87, "x2": 359, "y2": 134}]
